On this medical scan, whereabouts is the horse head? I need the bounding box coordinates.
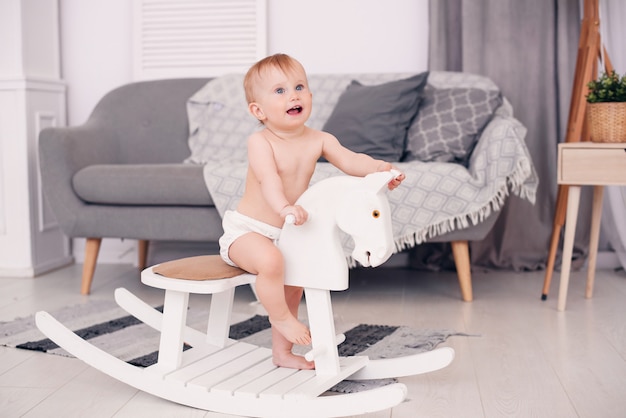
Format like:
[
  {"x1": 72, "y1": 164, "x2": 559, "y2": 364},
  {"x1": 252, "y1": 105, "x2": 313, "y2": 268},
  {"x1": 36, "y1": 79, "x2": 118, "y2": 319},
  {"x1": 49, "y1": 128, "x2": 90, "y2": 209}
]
[
  {"x1": 335, "y1": 171, "x2": 395, "y2": 268},
  {"x1": 280, "y1": 170, "x2": 397, "y2": 291}
]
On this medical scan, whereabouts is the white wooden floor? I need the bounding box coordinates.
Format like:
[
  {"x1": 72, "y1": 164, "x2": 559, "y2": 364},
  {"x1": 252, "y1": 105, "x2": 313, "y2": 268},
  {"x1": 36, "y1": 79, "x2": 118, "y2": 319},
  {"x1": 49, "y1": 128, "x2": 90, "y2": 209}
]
[{"x1": 1, "y1": 260, "x2": 625, "y2": 418}]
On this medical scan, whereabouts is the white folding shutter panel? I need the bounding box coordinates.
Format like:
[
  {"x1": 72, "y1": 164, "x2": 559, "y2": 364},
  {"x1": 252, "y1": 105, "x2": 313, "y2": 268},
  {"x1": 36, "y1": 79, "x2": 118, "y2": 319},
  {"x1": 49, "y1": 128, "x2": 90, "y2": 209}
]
[{"x1": 133, "y1": 0, "x2": 267, "y2": 80}]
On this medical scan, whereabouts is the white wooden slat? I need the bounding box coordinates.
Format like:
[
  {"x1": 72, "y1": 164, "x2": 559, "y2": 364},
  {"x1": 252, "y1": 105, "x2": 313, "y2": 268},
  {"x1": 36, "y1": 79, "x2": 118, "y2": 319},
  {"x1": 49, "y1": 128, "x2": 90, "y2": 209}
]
[
  {"x1": 175, "y1": 344, "x2": 224, "y2": 369},
  {"x1": 282, "y1": 356, "x2": 370, "y2": 400},
  {"x1": 168, "y1": 342, "x2": 257, "y2": 385},
  {"x1": 133, "y1": 0, "x2": 267, "y2": 80},
  {"x1": 233, "y1": 366, "x2": 299, "y2": 399},
  {"x1": 187, "y1": 347, "x2": 272, "y2": 390},
  {"x1": 210, "y1": 358, "x2": 277, "y2": 396},
  {"x1": 144, "y1": 345, "x2": 222, "y2": 382},
  {"x1": 258, "y1": 369, "x2": 316, "y2": 400}
]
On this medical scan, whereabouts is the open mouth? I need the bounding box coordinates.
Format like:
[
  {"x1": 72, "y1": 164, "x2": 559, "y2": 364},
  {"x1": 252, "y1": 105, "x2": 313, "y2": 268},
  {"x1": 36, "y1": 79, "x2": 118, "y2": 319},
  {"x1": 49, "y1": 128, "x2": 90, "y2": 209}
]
[{"x1": 287, "y1": 105, "x2": 302, "y2": 115}]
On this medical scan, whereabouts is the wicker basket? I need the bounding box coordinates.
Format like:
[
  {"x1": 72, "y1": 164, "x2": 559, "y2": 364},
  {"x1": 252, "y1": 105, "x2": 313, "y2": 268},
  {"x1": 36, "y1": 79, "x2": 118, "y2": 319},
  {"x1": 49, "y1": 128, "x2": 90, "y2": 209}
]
[{"x1": 586, "y1": 102, "x2": 626, "y2": 143}]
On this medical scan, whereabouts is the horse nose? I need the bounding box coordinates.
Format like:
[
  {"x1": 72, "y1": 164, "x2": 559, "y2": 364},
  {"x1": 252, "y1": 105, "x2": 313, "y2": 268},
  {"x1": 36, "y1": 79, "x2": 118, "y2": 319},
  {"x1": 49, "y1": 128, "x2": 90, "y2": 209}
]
[
  {"x1": 377, "y1": 247, "x2": 389, "y2": 259},
  {"x1": 367, "y1": 246, "x2": 392, "y2": 267}
]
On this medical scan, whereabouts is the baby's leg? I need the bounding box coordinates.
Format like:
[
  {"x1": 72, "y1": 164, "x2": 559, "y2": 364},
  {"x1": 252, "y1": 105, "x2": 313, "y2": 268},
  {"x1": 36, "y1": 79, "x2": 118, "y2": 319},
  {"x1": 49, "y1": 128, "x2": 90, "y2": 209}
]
[
  {"x1": 229, "y1": 233, "x2": 311, "y2": 347},
  {"x1": 272, "y1": 327, "x2": 314, "y2": 369},
  {"x1": 271, "y1": 285, "x2": 314, "y2": 369}
]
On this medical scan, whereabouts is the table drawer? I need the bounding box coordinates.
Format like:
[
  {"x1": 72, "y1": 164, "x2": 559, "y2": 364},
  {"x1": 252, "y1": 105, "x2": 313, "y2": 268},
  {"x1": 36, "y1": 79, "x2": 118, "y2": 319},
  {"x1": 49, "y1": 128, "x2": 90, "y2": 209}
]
[{"x1": 559, "y1": 143, "x2": 626, "y2": 185}]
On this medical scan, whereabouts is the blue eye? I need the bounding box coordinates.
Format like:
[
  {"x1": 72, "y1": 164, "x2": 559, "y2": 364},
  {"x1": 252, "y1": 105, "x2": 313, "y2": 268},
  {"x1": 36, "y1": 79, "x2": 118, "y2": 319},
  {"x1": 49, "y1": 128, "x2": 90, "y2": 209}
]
[
  {"x1": 275, "y1": 88, "x2": 285, "y2": 94},
  {"x1": 296, "y1": 84, "x2": 304, "y2": 91}
]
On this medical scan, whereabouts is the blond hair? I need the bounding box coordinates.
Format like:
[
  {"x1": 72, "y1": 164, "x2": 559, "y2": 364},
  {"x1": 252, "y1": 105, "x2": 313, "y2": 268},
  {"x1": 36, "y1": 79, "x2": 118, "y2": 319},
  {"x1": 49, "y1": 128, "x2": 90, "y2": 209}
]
[{"x1": 243, "y1": 54, "x2": 306, "y2": 103}]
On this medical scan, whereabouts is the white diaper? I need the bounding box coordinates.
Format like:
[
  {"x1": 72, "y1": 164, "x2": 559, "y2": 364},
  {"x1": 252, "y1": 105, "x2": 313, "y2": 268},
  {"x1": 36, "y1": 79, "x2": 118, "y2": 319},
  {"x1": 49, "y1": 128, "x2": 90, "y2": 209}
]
[{"x1": 218, "y1": 210, "x2": 282, "y2": 267}]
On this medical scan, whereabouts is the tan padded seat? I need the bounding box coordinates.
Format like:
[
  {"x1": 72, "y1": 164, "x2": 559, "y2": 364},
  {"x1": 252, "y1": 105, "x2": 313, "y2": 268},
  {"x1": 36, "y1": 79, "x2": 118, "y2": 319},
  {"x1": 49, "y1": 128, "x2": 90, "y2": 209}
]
[{"x1": 153, "y1": 255, "x2": 246, "y2": 281}]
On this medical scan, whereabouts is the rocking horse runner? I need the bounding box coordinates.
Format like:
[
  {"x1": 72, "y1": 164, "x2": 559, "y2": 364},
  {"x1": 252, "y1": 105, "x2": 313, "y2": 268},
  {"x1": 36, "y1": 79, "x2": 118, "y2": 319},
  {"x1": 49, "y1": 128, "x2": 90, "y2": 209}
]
[{"x1": 35, "y1": 170, "x2": 455, "y2": 418}]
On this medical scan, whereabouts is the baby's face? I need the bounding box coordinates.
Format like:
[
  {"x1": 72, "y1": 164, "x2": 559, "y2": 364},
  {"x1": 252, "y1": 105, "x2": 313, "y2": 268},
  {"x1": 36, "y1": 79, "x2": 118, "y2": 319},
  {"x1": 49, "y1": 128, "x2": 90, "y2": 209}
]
[{"x1": 251, "y1": 64, "x2": 312, "y2": 130}]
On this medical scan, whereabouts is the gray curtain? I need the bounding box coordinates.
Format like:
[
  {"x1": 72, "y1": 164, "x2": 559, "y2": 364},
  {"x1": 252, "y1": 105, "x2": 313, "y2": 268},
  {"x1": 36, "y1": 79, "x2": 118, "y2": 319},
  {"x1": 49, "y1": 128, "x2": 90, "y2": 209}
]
[
  {"x1": 427, "y1": 0, "x2": 592, "y2": 271},
  {"x1": 599, "y1": 0, "x2": 626, "y2": 270}
]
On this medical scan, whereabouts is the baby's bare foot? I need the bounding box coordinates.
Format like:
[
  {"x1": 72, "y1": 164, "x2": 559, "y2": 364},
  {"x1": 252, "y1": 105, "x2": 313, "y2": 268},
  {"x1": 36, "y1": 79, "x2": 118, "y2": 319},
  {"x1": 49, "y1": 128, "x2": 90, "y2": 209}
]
[
  {"x1": 270, "y1": 316, "x2": 311, "y2": 346},
  {"x1": 273, "y1": 350, "x2": 315, "y2": 370}
]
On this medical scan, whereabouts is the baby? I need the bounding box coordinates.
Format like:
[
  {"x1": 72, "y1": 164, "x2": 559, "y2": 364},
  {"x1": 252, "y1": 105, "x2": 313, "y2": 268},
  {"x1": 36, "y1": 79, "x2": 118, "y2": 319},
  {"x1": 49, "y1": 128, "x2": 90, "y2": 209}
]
[{"x1": 219, "y1": 53, "x2": 405, "y2": 369}]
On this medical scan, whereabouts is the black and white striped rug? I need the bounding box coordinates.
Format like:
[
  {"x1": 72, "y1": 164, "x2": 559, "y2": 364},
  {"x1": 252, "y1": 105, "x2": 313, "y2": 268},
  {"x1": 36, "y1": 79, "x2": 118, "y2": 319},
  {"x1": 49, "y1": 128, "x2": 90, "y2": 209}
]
[{"x1": 0, "y1": 300, "x2": 472, "y2": 393}]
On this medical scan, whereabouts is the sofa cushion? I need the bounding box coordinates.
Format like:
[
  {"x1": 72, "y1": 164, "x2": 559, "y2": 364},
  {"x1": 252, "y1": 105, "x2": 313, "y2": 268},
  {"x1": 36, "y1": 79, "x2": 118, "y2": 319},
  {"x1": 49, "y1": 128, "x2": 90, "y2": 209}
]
[
  {"x1": 73, "y1": 164, "x2": 213, "y2": 206},
  {"x1": 321, "y1": 72, "x2": 429, "y2": 161},
  {"x1": 403, "y1": 87, "x2": 502, "y2": 165}
]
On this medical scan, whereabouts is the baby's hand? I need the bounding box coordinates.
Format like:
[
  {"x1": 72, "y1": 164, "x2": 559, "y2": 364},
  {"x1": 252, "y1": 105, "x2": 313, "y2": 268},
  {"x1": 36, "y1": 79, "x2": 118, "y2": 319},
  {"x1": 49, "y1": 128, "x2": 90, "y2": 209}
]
[
  {"x1": 377, "y1": 162, "x2": 405, "y2": 190},
  {"x1": 387, "y1": 171, "x2": 405, "y2": 190},
  {"x1": 280, "y1": 205, "x2": 308, "y2": 226}
]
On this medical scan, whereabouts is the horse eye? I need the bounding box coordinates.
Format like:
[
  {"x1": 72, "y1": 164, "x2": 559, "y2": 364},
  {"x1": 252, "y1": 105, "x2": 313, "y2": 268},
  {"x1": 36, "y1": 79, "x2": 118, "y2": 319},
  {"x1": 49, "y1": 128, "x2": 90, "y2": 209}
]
[{"x1": 372, "y1": 210, "x2": 380, "y2": 218}]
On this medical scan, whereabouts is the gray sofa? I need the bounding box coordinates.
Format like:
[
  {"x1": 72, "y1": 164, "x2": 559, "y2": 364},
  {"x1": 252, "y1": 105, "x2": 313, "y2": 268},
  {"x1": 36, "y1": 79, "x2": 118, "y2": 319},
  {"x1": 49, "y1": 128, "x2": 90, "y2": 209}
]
[{"x1": 39, "y1": 72, "x2": 536, "y2": 299}]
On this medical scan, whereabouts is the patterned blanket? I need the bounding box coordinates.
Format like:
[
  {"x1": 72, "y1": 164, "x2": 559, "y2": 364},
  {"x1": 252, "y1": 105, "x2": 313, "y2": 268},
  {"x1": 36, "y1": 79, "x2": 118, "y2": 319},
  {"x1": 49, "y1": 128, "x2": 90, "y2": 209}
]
[{"x1": 189, "y1": 73, "x2": 538, "y2": 264}]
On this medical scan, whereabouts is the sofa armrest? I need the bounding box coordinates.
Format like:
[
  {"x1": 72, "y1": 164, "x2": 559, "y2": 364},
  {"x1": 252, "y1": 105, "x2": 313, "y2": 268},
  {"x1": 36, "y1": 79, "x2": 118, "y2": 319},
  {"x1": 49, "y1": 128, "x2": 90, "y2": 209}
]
[
  {"x1": 40, "y1": 122, "x2": 121, "y2": 169},
  {"x1": 38, "y1": 122, "x2": 120, "y2": 236}
]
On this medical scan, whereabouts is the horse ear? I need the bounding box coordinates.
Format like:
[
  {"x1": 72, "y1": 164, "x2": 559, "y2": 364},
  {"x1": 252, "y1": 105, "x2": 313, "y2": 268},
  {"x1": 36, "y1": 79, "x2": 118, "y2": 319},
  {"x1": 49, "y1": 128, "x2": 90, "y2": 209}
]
[{"x1": 363, "y1": 171, "x2": 394, "y2": 193}]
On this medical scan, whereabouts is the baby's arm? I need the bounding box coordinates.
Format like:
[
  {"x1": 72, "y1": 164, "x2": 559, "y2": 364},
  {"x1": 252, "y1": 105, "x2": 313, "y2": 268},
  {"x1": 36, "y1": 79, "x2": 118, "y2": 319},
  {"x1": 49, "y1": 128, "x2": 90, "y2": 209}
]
[
  {"x1": 321, "y1": 133, "x2": 405, "y2": 189},
  {"x1": 247, "y1": 134, "x2": 308, "y2": 224}
]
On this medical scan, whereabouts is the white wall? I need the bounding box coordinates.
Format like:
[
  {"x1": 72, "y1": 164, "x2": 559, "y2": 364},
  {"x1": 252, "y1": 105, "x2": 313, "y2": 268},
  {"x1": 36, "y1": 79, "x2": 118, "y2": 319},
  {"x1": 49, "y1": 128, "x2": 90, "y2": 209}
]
[
  {"x1": 60, "y1": 0, "x2": 429, "y2": 124},
  {"x1": 60, "y1": 0, "x2": 133, "y2": 126},
  {"x1": 59, "y1": 0, "x2": 429, "y2": 263},
  {"x1": 267, "y1": 0, "x2": 429, "y2": 74}
]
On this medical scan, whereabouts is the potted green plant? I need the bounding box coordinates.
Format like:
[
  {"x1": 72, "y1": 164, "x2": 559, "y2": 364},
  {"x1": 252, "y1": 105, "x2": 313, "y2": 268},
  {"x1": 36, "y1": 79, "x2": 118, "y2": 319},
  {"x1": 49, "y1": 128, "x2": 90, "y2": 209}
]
[{"x1": 586, "y1": 70, "x2": 626, "y2": 142}]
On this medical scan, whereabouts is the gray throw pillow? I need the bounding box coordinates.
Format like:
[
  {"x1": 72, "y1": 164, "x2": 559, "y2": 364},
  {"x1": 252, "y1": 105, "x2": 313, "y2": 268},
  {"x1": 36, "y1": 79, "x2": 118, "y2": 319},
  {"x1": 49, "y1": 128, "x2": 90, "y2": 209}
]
[
  {"x1": 404, "y1": 87, "x2": 502, "y2": 165},
  {"x1": 321, "y1": 72, "x2": 429, "y2": 162}
]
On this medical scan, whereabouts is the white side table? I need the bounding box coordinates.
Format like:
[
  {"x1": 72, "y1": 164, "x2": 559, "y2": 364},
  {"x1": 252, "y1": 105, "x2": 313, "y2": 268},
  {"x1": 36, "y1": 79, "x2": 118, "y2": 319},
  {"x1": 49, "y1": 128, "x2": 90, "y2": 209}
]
[{"x1": 556, "y1": 142, "x2": 626, "y2": 311}]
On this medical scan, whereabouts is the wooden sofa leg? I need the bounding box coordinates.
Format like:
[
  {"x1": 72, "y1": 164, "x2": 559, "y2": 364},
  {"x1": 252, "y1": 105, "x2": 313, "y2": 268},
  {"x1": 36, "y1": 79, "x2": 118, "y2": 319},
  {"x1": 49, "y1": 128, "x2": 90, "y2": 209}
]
[
  {"x1": 450, "y1": 240, "x2": 473, "y2": 302},
  {"x1": 81, "y1": 238, "x2": 102, "y2": 295},
  {"x1": 137, "y1": 240, "x2": 149, "y2": 270}
]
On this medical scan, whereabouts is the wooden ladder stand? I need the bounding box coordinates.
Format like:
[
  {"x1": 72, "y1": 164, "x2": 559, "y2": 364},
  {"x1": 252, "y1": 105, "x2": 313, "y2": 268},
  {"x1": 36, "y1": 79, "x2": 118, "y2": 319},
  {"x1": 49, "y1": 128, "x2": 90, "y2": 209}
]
[{"x1": 541, "y1": 0, "x2": 614, "y2": 300}]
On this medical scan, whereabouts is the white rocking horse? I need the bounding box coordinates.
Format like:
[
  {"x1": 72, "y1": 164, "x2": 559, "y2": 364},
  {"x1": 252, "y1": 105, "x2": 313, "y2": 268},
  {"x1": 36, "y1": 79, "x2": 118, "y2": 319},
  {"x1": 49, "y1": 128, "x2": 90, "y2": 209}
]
[{"x1": 35, "y1": 170, "x2": 454, "y2": 418}]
